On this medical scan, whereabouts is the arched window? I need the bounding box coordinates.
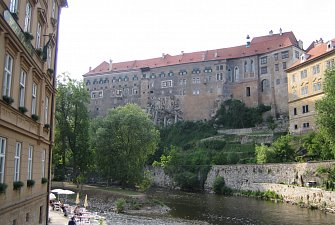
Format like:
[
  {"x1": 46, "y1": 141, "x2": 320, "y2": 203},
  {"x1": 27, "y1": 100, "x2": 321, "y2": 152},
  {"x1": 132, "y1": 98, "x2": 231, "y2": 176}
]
[
  {"x1": 228, "y1": 68, "x2": 233, "y2": 82},
  {"x1": 261, "y1": 79, "x2": 269, "y2": 92},
  {"x1": 234, "y1": 67, "x2": 239, "y2": 82},
  {"x1": 250, "y1": 60, "x2": 254, "y2": 73},
  {"x1": 244, "y1": 61, "x2": 248, "y2": 73}
]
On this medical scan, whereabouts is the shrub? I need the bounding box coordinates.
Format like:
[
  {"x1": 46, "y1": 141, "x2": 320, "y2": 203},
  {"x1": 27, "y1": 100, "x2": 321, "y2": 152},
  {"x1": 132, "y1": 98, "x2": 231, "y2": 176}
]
[
  {"x1": 41, "y1": 177, "x2": 48, "y2": 184},
  {"x1": 44, "y1": 124, "x2": 50, "y2": 129},
  {"x1": 18, "y1": 106, "x2": 28, "y2": 114},
  {"x1": 138, "y1": 175, "x2": 152, "y2": 192},
  {"x1": 0, "y1": 183, "x2": 8, "y2": 194},
  {"x1": 27, "y1": 179, "x2": 35, "y2": 187},
  {"x1": 2, "y1": 95, "x2": 14, "y2": 105},
  {"x1": 31, "y1": 114, "x2": 39, "y2": 121},
  {"x1": 115, "y1": 198, "x2": 126, "y2": 213},
  {"x1": 13, "y1": 181, "x2": 24, "y2": 190},
  {"x1": 213, "y1": 176, "x2": 225, "y2": 194}
]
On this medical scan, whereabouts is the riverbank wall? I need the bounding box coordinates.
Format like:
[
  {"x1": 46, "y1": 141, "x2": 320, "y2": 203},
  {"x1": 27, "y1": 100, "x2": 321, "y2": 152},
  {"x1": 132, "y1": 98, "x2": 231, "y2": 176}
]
[{"x1": 150, "y1": 161, "x2": 335, "y2": 211}]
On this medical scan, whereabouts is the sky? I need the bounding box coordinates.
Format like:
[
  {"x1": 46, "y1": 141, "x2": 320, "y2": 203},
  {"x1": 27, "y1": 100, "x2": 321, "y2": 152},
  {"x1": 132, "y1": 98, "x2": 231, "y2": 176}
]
[{"x1": 56, "y1": 0, "x2": 335, "y2": 80}]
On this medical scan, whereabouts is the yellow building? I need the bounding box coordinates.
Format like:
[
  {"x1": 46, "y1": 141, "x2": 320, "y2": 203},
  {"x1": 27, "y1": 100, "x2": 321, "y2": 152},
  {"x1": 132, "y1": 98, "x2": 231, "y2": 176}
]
[
  {"x1": 287, "y1": 38, "x2": 335, "y2": 135},
  {"x1": 0, "y1": 0, "x2": 67, "y2": 224}
]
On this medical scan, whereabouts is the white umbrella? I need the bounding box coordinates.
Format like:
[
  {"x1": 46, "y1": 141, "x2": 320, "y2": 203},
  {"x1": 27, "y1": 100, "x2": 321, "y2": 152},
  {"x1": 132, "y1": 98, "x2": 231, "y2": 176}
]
[
  {"x1": 49, "y1": 193, "x2": 56, "y2": 200},
  {"x1": 84, "y1": 194, "x2": 88, "y2": 208},
  {"x1": 60, "y1": 190, "x2": 75, "y2": 195},
  {"x1": 51, "y1": 188, "x2": 64, "y2": 193},
  {"x1": 75, "y1": 193, "x2": 80, "y2": 205}
]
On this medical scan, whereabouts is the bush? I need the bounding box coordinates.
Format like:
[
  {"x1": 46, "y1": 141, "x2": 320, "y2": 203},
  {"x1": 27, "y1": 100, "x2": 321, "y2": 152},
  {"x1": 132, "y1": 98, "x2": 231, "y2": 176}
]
[
  {"x1": 13, "y1": 181, "x2": 24, "y2": 190},
  {"x1": 213, "y1": 176, "x2": 225, "y2": 194},
  {"x1": 31, "y1": 114, "x2": 39, "y2": 121},
  {"x1": 0, "y1": 183, "x2": 8, "y2": 194},
  {"x1": 41, "y1": 177, "x2": 48, "y2": 184},
  {"x1": 27, "y1": 179, "x2": 35, "y2": 187},
  {"x1": 174, "y1": 171, "x2": 199, "y2": 191},
  {"x1": 138, "y1": 174, "x2": 152, "y2": 192},
  {"x1": 201, "y1": 140, "x2": 226, "y2": 150},
  {"x1": 115, "y1": 198, "x2": 126, "y2": 213}
]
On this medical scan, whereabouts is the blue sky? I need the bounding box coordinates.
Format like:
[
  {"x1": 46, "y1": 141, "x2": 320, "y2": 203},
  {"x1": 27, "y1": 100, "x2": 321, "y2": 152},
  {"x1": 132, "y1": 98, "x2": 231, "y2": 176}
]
[{"x1": 56, "y1": 0, "x2": 335, "y2": 80}]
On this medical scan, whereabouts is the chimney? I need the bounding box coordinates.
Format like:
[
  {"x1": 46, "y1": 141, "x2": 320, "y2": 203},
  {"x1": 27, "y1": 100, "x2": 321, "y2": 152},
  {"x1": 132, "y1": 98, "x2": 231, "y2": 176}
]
[
  {"x1": 319, "y1": 38, "x2": 324, "y2": 44},
  {"x1": 89, "y1": 66, "x2": 92, "y2": 72},
  {"x1": 202, "y1": 52, "x2": 205, "y2": 61},
  {"x1": 214, "y1": 51, "x2": 218, "y2": 58},
  {"x1": 279, "y1": 28, "x2": 282, "y2": 35},
  {"x1": 298, "y1": 40, "x2": 303, "y2": 49},
  {"x1": 162, "y1": 53, "x2": 166, "y2": 59},
  {"x1": 181, "y1": 51, "x2": 184, "y2": 55},
  {"x1": 269, "y1": 30, "x2": 273, "y2": 36},
  {"x1": 109, "y1": 59, "x2": 113, "y2": 71},
  {"x1": 246, "y1": 35, "x2": 250, "y2": 48}
]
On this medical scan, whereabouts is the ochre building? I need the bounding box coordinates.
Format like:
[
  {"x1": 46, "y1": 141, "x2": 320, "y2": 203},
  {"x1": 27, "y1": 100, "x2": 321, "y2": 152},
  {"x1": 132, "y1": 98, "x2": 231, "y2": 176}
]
[
  {"x1": 286, "y1": 38, "x2": 335, "y2": 135},
  {"x1": 84, "y1": 30, "x2": 304, "y2": 125},
  {"x1": 0, "y1": 0, "x2": 67, "y2": 224}
]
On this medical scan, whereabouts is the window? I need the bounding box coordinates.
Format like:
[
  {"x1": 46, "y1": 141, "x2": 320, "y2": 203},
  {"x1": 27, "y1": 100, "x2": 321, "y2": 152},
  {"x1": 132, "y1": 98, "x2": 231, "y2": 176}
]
[
  {"x1": 246, "y1": 87, "x2": 250, "y2": 97},
  {"x1": 204, "y1": 67, "x2": 212, "y2": 73},
  {"x1": 250, "y1": 60, "x2": 254, "y2": 72},
  {"x1": 179, "y1": 79, "x2": 187, "y2": 85},
  {"x1": 27, "y1": 146, "x2": 33, "y2": 180},
  {"x1": 276, "y1": 79, "x2": 280, "y2": 85},
  {"x1": 244, "y1": 61, "x2": 248, "y2": 73},
  {"x1": 44, "y1": 96, "x2": 49, "y2": 124},
  {"x1": 274, "y1": 53, "x2": 278, "y2": 61},
  {"x1": 161, "y1": 80, "x2": 173, "y2": 88},
  {"x1": 3, "y1": 53, "x2": 13, "y2": 97},
  {"x1": 261, "y1": 79, "x2": 269, "y2": 92},
  {"x1": 19, "y1": 70, "x2": 27, "y2": 107},
  {"x1": 91, "y1": 90, "x2": 103, "y2": 99},
  {"x1": 293, "y1": 108, "x2": 297, "y2": 115},
  {"x1": 275, "y1": 64, "x2": 279, "y2": 71},
  {"x1": 260, "y1": 56, "x2": 267, "y2": 64},
  {"x1": 192, "y1": 89, "x2": 200, "y2": 95},
  {"x1": 282, "y1": 62, "x2": 287, "y2": 70},
  {"x1": 132, "y1": 89, "x2": 138, "y2": 95},
  {"x1": 260, "y1": 66, "x2": 267, "y2": 74},
  {"x1": 313, "y1": 82, "x2": 321, "y2": 92},
  {"x1": 36, "y1": 23, "x2": 42, "y2": 49},
  {"x1": 0, "y1": 137, "x2": 6, "y2": 183},
  {"x1": 300, "y1": 69, "x2": 307, "y2": 79},
  {"x1": 216, "y1": 73, "x2": 223, "y2": 81},
  {"x1": 281, "y1": 51, "x2": 289, "y2": 59},
  {"x1": 52, "y1": 0, "x2": 56, "y2": 18},
  {"x1": 303, "y1": 122, "x2": 310, "y2": 128},
  {"x1": 313, "y1": 64, "x2": 320, "y2": 74},
  {"x1": 179, "y1": 70, "x2": 187, "y2": 75},
  {"x1": 216, "y1": 65, "x2": 224, "y2": 70},
  {"x1": 168, "y1": 72, "x2": 174, "y2": 76},
  {"x1": 291, "y1": 74, "x2": 296, "y2": 83},
  {"x1": 14, "y1": 142, "x2": 21, "y2": 182},
  {"x1": 292, "y1": 90, "x2": 297, "y2": 99},
  {"x1": 192, "y1": 69, "x2": 201, "y2": 74},
  {"x1": 301, "y1": 86, "x2": 308, "y2": 95},
  {"x1": 39, "y1": 206, "x2": 43, "y2": 224},
  {"x1": 234, "y1": 67, "x2": 240, "y2": 81},
  {"x1": 47, "y1": 46, "x2": 52, "y2": 69},
  {"x1": 9, "y1": 0, "x2": 19, "y2": 13},
  {"x1": 24, "y1": 2, "x2": 32, "y2": 32},
  {"x1": 294, "y1": 124, "x2": 298, "y2": 130},
  {"x1": 302, "y1": 105, "x2": 309, "y2": 114},
  {"x1": 26, "y1": 213, "x2": 30, "y2": 222},
  {"x1": 295, "y1": 51, "x2": 300, "y2": 59},
  {"x1": 326, "y1": 59, "x2": 335, "y2": 69},
  {"x1": 41, "y1": 149, "x2": 45, "y2": 178},
  {"x1": 192, "y1": 77, "x2": 200, "y2": 84},
  {"x1": 31, "y1": 83, "x2": 37, "y2": 115}
]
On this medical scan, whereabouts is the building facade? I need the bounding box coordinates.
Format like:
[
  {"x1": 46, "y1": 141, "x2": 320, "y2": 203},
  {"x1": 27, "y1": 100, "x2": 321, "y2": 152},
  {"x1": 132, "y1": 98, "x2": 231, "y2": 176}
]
[
  {"x1": 286, "y1": 38, "x2": 335, "y2": 135},
  {"x1": 84, "y1": 31, "x2": 304, "y2": 125},
  {"x1": 0, "y1": 0, "x2": 67, "y2": 224}
]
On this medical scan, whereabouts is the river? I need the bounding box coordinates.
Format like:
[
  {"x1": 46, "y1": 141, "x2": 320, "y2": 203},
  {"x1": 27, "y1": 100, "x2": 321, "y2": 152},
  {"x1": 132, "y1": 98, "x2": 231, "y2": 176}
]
[{"x1": 104, "y1": 188, "x2": 335, "y2": 225}]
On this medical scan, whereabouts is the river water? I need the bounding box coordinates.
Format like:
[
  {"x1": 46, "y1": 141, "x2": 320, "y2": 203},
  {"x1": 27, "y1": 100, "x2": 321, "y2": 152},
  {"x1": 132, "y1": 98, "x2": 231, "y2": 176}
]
[{"x1": 105, "y1": 189, "x2": 335, "y2": 225}]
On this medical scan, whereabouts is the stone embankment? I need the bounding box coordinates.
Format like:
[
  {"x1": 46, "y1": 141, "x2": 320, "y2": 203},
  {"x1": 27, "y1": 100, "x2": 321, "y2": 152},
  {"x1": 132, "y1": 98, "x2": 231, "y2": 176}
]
[{"x1": 150, "y1": 161, "x2": 335, "y2": 212}]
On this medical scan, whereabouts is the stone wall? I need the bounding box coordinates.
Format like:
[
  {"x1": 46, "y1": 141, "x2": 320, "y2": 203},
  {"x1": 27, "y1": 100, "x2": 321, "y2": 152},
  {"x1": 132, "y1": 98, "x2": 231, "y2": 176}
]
[{"x1": 150, "y1": 161, "x2": 335, "y2": 211}]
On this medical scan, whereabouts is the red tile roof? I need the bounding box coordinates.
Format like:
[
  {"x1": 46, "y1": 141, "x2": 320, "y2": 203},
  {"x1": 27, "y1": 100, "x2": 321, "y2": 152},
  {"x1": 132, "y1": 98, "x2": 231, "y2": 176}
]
[
  {"x1": 288, "y1": 38, "x2": 335, "y2": 70},
  {"x1": 84, "y1": 32, "x2": 299, "y2": 76}
]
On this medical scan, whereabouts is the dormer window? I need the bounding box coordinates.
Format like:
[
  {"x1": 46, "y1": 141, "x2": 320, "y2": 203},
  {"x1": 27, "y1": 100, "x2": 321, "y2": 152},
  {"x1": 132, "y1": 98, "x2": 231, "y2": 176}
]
[
  {"x1": 327, "y1": 41, "x2": 334, "y2": 51},
  {"x1": 300, "y1": 53, "x2": 310, "y2": 62}
]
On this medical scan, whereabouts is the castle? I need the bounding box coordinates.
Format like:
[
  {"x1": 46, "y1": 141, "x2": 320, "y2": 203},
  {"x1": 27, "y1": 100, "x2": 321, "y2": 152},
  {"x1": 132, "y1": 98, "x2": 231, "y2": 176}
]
[{"x1": 83, "y1": 30, "x2": 304, "y2": 126}]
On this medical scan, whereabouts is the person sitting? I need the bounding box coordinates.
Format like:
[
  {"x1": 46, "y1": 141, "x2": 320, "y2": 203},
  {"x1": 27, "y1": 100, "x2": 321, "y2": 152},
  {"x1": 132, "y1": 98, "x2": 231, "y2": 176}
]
[{"x1": 68, "y1": 216, "x2": 76, "y2": 225}]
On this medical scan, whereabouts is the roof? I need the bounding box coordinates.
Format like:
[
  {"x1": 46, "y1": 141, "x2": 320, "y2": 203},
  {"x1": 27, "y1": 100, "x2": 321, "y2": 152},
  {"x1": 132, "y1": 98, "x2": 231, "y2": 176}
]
[
  {"x1": 84, "y1": 31, "x2": 300, "y2": 76},
  {"x1": 287, "y1": 38, "x2": 335, "y2": 71}
]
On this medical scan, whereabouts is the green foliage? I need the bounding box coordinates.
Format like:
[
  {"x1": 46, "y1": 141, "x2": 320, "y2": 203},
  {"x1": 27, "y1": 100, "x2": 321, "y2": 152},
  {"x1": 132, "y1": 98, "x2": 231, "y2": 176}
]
[
  {"x1": 2, "y1": 95, "x2": 14, "y2": 105},
  {"x1": 213, "y1": 176, "x2": 225, "y2": 194},
  {"x1": 54, "y1": 78, "x2": 92, "y2": 182},
  {"x1": 213, "y1": 99, "x2": 270, "y2": 129},
  {"x1": 266, "y1": 116, "x2": 277, "y2": 131},
  {"x1": 13, "y1": 181, "x2": 24, "y2": 190},
  {"x1": 115, "y1": 198, "x2": 126, "y2": 213},
  {"x1": 94, "y1": 104, "x2": 159, "y2": 187},
  {"x1": 18, "y1": 106, "x2": 28, "y2": 114},
  {"x1": 316, "y1": 66, "x2": 335, "y2": 158},
  {"x1": 138, "y1": 170, "x2": 153, "y2": 192},
  {"x1": 41, "y1": 177, "x2": 48, "y2": 184},
  {"x1": 301, "y1": 132, "x2": 333, "y2": 160},
  {"x1": 31, "y1": 114, "x2": 39, "y2": 121},
  {"x1": 199, "y1": 139, "x2": 226, "y2": 150},
  {"x1": 255, "y1": 144, "x2": 276, "y2": 164},
  {"x1": 316, "y1": 165, "x2": 335, "y2": 191},
  {"x1": 27, "y1": 179, "x2": 35, "y2": 187},
  {"x1": 240, "y1": 190, "x2": 283, "y2": 201},
  {"x1": 0, "y1": 183, "x2": 8, "y2": 194}
]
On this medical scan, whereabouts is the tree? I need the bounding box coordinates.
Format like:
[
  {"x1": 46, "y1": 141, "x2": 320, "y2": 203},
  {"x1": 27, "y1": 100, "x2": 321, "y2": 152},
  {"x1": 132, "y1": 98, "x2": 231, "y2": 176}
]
[
  {"x1": 94, "y1": 104, "x2": 159, "y2": 188},
  {"x1": 255, "y1": 144, "x2": 276, "y2": 164},
  {"x1": 53, "y1": 78, "x2": 92, "y2": 183},
  {"x1": 316, "y1": 66, "x2": 335, "y2": 158}
]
